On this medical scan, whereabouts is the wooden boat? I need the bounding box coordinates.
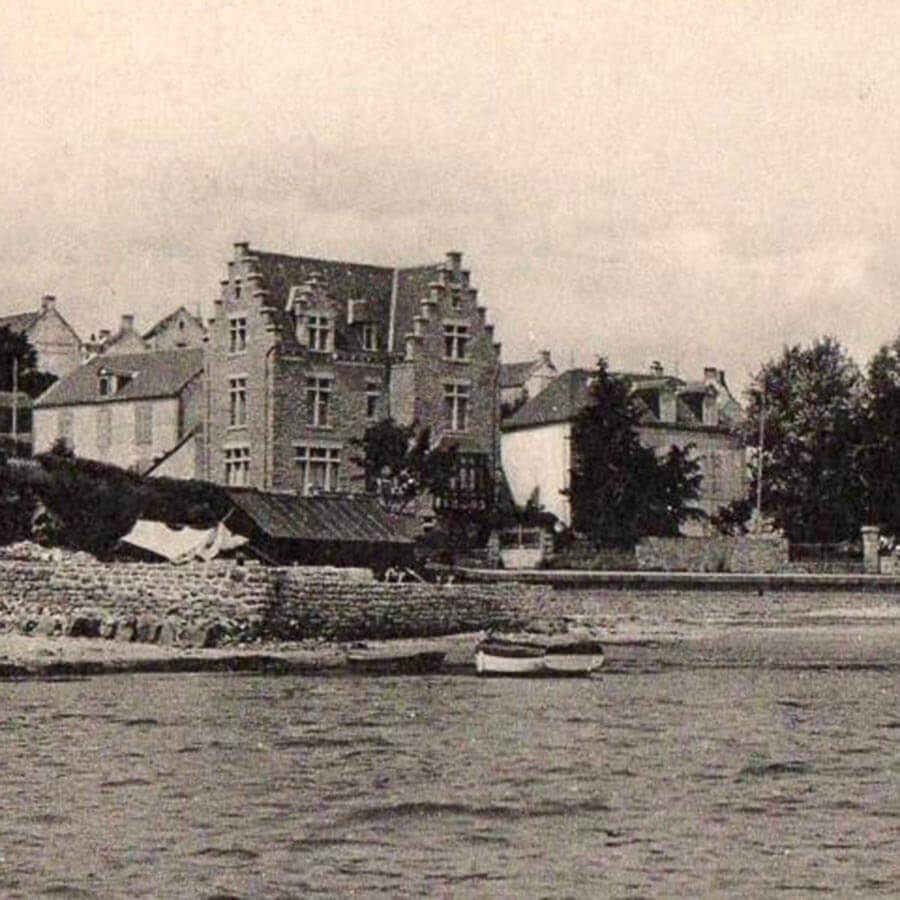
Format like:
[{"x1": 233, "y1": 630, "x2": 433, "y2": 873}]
[
  {"x1": 345, "y1": 645, "x2": 446, "y2": 675},
  {"x1": 475, "y1": 636, "x2": 604, "y2": 677}
]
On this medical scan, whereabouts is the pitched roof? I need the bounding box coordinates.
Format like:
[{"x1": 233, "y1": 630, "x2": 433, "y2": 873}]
[
  {"x1": 142, "y1": 305, "x2": 206, "y2": 340},
  {"x1": 34, "y1": 348, "x2": 203, "y2": 408},
  {"x1": 226, "y1": 489, "x2": 412, "y2": 544},
  {"x1": 502, "y1": 367, "x2": 739, "y2": 432},
  {"x1": 500, "y1": 360, "x2": 541, "y2": 389},
  {"x1": 0, "y1": 311, "x2": 40, "y2": 335}
]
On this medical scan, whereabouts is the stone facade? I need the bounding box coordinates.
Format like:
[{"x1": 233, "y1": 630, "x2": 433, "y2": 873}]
[
  {"x1": 204, "y1": 244, "x2": 501, "y2": 505},
  {"x1": 0, "y1": 554, "x2": 551, "y2": 646}
]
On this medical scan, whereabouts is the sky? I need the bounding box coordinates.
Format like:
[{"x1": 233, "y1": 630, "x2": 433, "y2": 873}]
[{"x1": 3, "y1": 0, "x2": 900, "y2": 396}]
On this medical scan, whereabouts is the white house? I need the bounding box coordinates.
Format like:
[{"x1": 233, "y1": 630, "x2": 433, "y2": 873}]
[
  {"x1": 33, "y1": 348, "x2": 204, "y2": 474},
  {"x1": 501, "y1": 364, "x2": 746, "y2": 533}
]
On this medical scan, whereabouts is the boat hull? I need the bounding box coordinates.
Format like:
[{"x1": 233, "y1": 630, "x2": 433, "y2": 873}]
[
  {"x1": 345, "y1": 649, "x2": 446, "y2": 675},
  {"x1": 475, "y1": 647, "x2": 604, "y2": 677}
]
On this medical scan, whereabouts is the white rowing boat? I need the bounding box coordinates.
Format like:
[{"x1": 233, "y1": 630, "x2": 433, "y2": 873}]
[{"x1": 475, "y1": 636, "x2": 604, "y2": 677}]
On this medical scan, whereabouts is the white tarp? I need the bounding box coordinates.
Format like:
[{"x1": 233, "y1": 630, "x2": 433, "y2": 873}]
[{"x1": 120, "y1": 519, "x2": 248, "y2": 564}]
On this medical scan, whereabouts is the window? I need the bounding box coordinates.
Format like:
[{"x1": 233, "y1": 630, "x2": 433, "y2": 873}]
[
  {"x1": 306, "y1": 375, "x2": 332, "y2": 427},
  {"x1": 361, "y1": 324, "x2": 377, "y2": 351},
  {"x1": 229, "y1": 316, "x2": 247, "y2": 353},
  {"x1": 443, "y1": 323, "x2": 469, "y2": 360},
  {"x1": 444, "y1": 382, "x2": 470, "y2": 432},
  {"x1": 98, "y1": 374, "x2": 111, "y2": 396},
  {"x1": 365, "y1": 380, "x2": 380, "y2": 420},
  {"x1": 228, "y1": 376, "x2": 247, "y2": 427},
  {"x1": 234, "y1": 280, "x2": 241, "y2": 299},
  {"x1": 224, "y1": 446, "x2": 251, "y2": 486},
  {"x1": 308, "y1": 314, "x2": 332, "y2": 352},
  {"x1": 135, "y1": 403, "x2": 153, "y2": 446},
  {"x1": 294, "y1": 444, "x2": 340, "y2": 494},
  {"x1": 96, "y1": 407, "x2": 112, "y2": 450}
]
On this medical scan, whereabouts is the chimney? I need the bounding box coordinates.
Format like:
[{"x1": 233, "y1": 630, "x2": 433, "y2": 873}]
[
  {"x1": 234, "y1": 241, "x2": 250, "y2": 259},
  {"x1": 446, "y1": 251, "x2": 462, "y2": 273},
  {"x1": 703, "y1": 366, "x2": 719, "y2": 386},
  {"x1": 539, "y1": 350, "x2": 552, "y2": 367},
  {"x1": 99, "y1": 329, "x2": 111, "y2": 342},
  {"x1": 41, "y1": 294, "x2": 56, "y2": 313},
  {"x1": 121, "y1": 314, "x2": 135, "y2": 333},
  {"x1": 650, "y1": 360, "x2": 664, "y2": 376}
]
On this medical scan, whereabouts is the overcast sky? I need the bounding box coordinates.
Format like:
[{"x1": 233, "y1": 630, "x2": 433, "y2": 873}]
[{"x1": 3, "y1": 0, "x2": 900, "y2": 395}]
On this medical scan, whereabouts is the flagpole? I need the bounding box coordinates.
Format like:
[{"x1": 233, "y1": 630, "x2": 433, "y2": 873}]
[
  {"x1": 755, "y1": 381, "x2": 765, "y2": 528},
  {"x1": 11, "y1": 356, "x2": 18, "y2": 457}
]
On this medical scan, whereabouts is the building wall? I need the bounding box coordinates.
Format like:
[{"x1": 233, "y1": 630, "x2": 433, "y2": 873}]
[
  {"x1": 637, "y1": 424, "x2": 746, "y2": 531},
  {"x1": 33, "y1": 396, "x2": 181, "y2": 470},
  {"x1": 27, "y1": 309, "x2": 82, "y2": 377},
  {"x1": 502, "y1": 421, "x2": 572, "y2": 525},
  {"x1": 502, "y1": 420, "x2": 745, "y2": 531},
  {"x1": 205, "y1": 246, "x2": 501, "y2": 497}
]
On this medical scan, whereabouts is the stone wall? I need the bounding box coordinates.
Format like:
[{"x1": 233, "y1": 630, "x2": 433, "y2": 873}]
[
  {"x1": 635, "y1": 535, "x2": 789, "y2": 573},
  {"x1": 0, "y1": 551, "x2": 550, "y2": 646}
]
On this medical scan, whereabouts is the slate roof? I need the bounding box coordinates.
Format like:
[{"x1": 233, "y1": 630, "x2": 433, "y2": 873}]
[
  {"x1": 244, "y1": 249, "x2": 451, "y2": 356},
  {"x1": 34, "y1": 348, "x2": 203, "y2": 408},
  {"x1": 0, "y1": 311, "x2": 40, "y2": 334},
  {"x1": 500, "y1": 360, "x2": 540, "y2": 389},
  {"x1": 502, "y1": 368, "x2": 739, "y2": 432},
  {"x1": 226, "y1": 489, "x2": 412, "y2": 545}
]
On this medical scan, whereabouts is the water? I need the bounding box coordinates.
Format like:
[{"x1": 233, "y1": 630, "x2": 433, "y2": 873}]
[{"x1": 4, "y1": 591, "x2": 900, "y2": 898}]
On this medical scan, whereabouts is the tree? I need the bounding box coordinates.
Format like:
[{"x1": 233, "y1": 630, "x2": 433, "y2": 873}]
[
  {"x1": 859, "y1": 332, "x2": 900, "y2": 534},
  {"x1": 348, "y1": 418, "x2": 458, "y2": 513},
  {"x1": 743, "y1": 337, "x2": 865, "y2": 542},
  {"x1": 0, "y1": 326, "x2": 57, "y2": 398},
  {"x1": 563, "y1": 358, "x2": 702, "y2": 545}
]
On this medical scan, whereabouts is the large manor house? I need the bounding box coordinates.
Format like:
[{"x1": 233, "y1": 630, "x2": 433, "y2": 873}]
[{"x1": 2, "y1": 243, "x2": 746, "y2": 532}]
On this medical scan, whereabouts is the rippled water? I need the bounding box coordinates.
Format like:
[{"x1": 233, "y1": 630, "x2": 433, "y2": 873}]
[{"x1": 4, "y1": 592, "x2": 900, "y2": 898}]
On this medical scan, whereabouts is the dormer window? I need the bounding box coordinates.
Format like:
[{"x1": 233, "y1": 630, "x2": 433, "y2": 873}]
[
  {"x1": 307, "y1": 313, "x2": 333, "y2": 352},
  {"x1": 361, "y1": 324, "x2": 377, "y2": 351},
  {"x1": 98, "y1": 369, "x2": 132, "y2": 396}
]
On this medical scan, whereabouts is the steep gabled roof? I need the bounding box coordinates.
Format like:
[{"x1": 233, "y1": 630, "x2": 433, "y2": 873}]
[
  {"x1": 503, "y1": 368, "x2": 594, "y2": 429},
  {"x1": 143, "y1": 305, "x2": 206, "y2": 340},
  {"x1": 34, "y1": 348, "x2": 203, "y2": 408}
]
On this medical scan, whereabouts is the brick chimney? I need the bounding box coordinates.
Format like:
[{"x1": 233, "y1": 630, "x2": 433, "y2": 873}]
[
  {"x1": 121, "y1": 314, "x2": 135, "y2": 333},
  {"x1": 539, "y1": 349, "x2": 552, "y2": 367},
  {"x1": 650, "y1": 360, "x2": 664, "y2": 377},
  {"x1": 41, "y1": 294, "x2": 56, "y2": 313}
]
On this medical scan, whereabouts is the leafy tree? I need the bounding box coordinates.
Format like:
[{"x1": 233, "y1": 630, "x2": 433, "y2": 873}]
[
  {"x1": 563, "y1": 358, "x2": 702, "y2": 545},
  {"x1": 348, "y1": 418, "x2": 459, "y2": 513},
  {"x1": 859, "y1": 332, "x2": 900, "y2": 533},
  {"x1": 0, "y1": 326, "x2": 57, "y2": 398},
  {"x1": 743, "y1": 337, "x2": 865, "y2": 542}
]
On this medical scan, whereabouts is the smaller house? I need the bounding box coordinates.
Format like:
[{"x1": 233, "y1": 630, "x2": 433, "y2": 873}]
[
  {"x1": 82, "y1": 306, "x2": 207, "y2": 358},
  {"x1": 501, "y1": 362, "x2": 746, "y2": 533},
  {"x1": 225, "y1": 488, "x2": 414, "y2": 569},
  {"x1": 0, "y1": 295, "x2": 82, "y2": 377},
  {"x1": 82, "y1": 314, "x2": 148, "y2": 358},
  {"x1": 32, "y1": 348, "x2": 204, "y2": 474},
  {"x1": 143, "y1": 306, "x2": 207, "y2": 351},
  {"x1": 500, "y1": 350, "x2": 557, "y2": 417}
]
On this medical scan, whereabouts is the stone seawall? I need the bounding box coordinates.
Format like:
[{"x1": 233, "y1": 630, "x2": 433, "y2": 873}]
[{"x1": 0, "y1": 556, "x2": 552, "y2": 647}]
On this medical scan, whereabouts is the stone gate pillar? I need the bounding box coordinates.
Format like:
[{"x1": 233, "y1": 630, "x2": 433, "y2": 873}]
[{"x1": 861, "y1": 525, "x2": 880, "y2": 575}]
